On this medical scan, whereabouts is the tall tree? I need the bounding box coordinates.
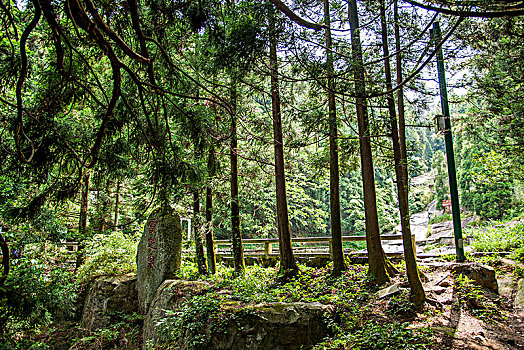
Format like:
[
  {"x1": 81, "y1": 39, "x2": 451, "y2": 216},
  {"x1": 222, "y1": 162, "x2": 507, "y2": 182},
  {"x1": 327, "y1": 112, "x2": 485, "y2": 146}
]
[
  {"x1": 76, "y1": 173, "x2": 90, "y2": 269},
  {"x1": 193, "y1": 190, "x2": 207, "y2": 275},
  {"x1": 78, "y1": 173, "x2": 90, "y2": 237},
  {"x1": 349, "y1": 0, "x2": 389, "y2": 283},
  {"x1": 113, "y1": 182, "x2": 120, "y2": 231},
  {"x1": 381, "y1": 0, "x2": 425, "y2": 305},
  {"x1": 230, "y1": 83, "x2": 245, "y2": 274},
  {"x1": 205, "y1": 185, "x2": 217, "y2": 274},
  {"x1": 269, "y1": 8, "x2": 298, "y2": 281},
  {"x1": 324, "y1": 0, "x2": 345, "y2": 276}
]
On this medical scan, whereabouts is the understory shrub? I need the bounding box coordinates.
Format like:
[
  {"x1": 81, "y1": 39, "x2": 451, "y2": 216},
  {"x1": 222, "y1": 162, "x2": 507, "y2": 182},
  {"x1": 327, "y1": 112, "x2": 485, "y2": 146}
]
[
  {"x1": 77, "y1": 231, "x2": 139, "y2": 283},
  {"x1": 470, "y1": 222, "x2": 524, "y2": 252},
  {"x1": 428, "y1": 213, "x2": 452, "y2": 225},
  {"x1": 313, "y1": 321, "x2": 434, "y2": 350},
  {"x1": 0, "y1": 243, "x2": 78, "y2": 347}
]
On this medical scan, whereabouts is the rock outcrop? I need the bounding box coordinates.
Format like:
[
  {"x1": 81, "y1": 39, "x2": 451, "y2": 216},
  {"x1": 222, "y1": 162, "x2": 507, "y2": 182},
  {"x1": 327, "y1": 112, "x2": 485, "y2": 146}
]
[
  {"x1": 451, "y1": 262, "x2": 499, "y2": 293},
  {"x1": 81, "y1": 274, "x2": 138, "y2": 331},
  {"x1": 143, "y1": 279, "x2": 334, "y2": 350},
  {"x1": 137, "y1": 206, "x2": 183, "y2": 314}
]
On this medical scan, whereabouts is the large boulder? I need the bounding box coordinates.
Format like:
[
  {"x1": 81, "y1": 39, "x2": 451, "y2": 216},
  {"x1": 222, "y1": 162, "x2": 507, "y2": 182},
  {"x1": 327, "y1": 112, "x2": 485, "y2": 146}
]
[
  {"x1": 81, "y1": 274, "x2": 138, "y2": 331},
  {"x1": 143, "y1": 280, "x2": 334, "y2": 350},
  {"x1": 137, "y1": 206, "x2": 183, "y2": 314},
  {"x1": 451, "y1": 262, "x2": 498, "y2": 293}
]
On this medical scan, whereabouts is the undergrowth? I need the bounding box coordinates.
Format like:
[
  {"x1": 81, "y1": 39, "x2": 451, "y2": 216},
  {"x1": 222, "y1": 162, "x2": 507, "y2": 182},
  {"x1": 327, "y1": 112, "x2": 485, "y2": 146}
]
[
  {"x1": 468, "y1": 221, "x2": 524, "y2": 252},
  {"x1": 153, "y1": 260, "x2": 434, "y2": 350}
]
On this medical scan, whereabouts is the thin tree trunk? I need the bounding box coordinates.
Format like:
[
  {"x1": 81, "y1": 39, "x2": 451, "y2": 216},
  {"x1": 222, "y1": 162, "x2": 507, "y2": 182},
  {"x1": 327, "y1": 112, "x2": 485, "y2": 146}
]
[
  {"x1": 392, "y1": 0, "x2": 426, "y2": 306},
  {"x1": 349, "y1": 0, "x2": 389, "y2": 284},
  {"x1": 76, "y1": 173, "x2": 90, "y2": 269},
  {"x1": 269, "y1": 9, "x2": 298, "y2": 281},
  {"x1": 193, "y1": 190, "x2": 207, "y2": 275},
  {"x1": 114, "y1": 181, "x2": 120, "y2": 231},
  {"x1": 0, "y1": 232, "x2": 9, "y2": 288},
  {"x1": 79, "y1": 173, "x2": 90, "y2": 236},
  {"x1": 230, "y1": 84, "x2": 245, "y2": 274},
  {"x1": 205, "y1": 186, "x2": 217, "y2": 274},
  {"x1": 324, "y1": 0, "x2": 345, "y2": 276}
]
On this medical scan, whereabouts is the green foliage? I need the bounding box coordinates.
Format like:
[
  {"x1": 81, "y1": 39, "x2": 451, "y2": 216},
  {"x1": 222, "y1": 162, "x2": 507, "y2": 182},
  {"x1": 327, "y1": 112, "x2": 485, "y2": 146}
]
[
  {"x1": 155, "y1": 293, "x2": 228, "y2": 350},
  {"x1": 513, "y1": 265, "x2": 524, "y2": 280},
  {"x1": 432, "y1": 150, "x2": 449, "y2": 210},
  {"x1": 386, "y1": 290, "x2": 415, "y2": 318},
  {"x1": 511, "y1": 247, "x2": 524, "y2": 264},
  {"x1": 461, "y1": 150, "x2": 517, "y2": 219},
  {"x1": 455, "y1": 274, "x2": 483, "y2": 308},
  {"x1": 454, "y1": 274, "x2": 499, "y2": 319},
  {"x1": 348, "y1": 321, "x2": 433, "y2": 350},
  {"x1": 210, "y1": 264, "x2": 277, "y2": 303},
  {"x1": 470, "y1": 222, "x2": 524, "y2": 252},
  {"x1": 313, "y1": 321, "x2": 433, "y2": 350},
  {"x1": 462, "y1": 17, "x2": 524, "y2": 180},
  {"x1": 428, "y1": 213, "x2": 452, "y2": 225},
  {"x1": 0, "y1": 244, "x2": 78, "y2": 346},
  {"x1": 70, "y1": 312, "x2": 142, "y2": 350},
  {"x1": 77, "y1": 231, "x2": 139, "y2": 283},
  {"x1": 408, "y1": 186, "x2": 433, "y2": 215}
]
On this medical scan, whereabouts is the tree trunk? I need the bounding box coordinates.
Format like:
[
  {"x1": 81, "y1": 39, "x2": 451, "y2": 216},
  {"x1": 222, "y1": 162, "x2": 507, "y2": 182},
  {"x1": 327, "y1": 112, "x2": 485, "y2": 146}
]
[
  {"x1": 269, "y1": 9, "x2": 298, "y2": 281},
  {"x1": 79, "y1": 173, "x2": 90, "y2": 236},
  {"x1": 230, "y1": 83, "x2": 245, "y2": 274},
  {"x1": 205, "y1": 186, "x2": 217, "y2": 274},
  {"x1": 324, "y1": 0, "x2": 346, "y2": 276},
  {"x1": 76, "y1": 173, "x2": 90, "y2": 269},
  {"x1": 391, "y1": 0, "x2": 426, "y2": 306},
  {"x1": 0, "y1": 232, "x2": 9, "y2": 288},
  {"x1": 349, "y1": 0, "x2": 389, "y2": 284},
  {"x1": 114, "y1": 181, "x2": 120, "y2": 231},
  {"x1": 193, "y1": 190, "x2": 207, "y2": 275}
]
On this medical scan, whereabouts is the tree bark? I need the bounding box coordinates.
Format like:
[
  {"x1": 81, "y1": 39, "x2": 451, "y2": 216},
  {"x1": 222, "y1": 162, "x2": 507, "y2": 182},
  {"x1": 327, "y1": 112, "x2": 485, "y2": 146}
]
[
  {"x1": 324, "y1": 0, "x2": 346, "y2": 276},
  {"x1": 230, "y1": 83, "x2": 245, "y2": 274},
  {"x1": 0, "y1": 232, "x2": 9, "y2": 288},
  {"x1": 114, "y1": 181, "x2": 120, "y2": 231},
  {"x1": 79, "y1": 173, "x2": 90, "y2": 236},
  {"x1": 392, "y1": 0, "x2": 426, "y2": 305},
  {"x1": 349, "y1": 0, "x2": 389, "y2": 284},
  {"x1": 269, "y1": 9, "x2": 298, "y2": 281},
  {"x1": 205, "y1": 186, "x2": 217, "y2": 274},
  {"x1": 76, "y1": 173, "x2": 90, "y2": 269},
  {"x1": 193, "y1": 190, "x2": 207, "y2": 275}
]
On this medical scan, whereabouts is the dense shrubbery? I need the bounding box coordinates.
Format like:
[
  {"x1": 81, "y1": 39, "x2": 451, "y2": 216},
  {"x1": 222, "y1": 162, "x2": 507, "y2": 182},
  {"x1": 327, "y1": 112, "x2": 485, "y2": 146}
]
[
  {"x1": 154, "y1": 262, "x2": 433, "y2": 350},
  {"x1": 0, "y1": 244, "x2": 78, "y2": 348},
  {"x1": 428, "y1": 213, "x2": 452, "y2": 225},
  {"x1": 77, "y1": 231, "x2": 139, "y2": 283},
  {"x1": 0, "y1": 229, "x2": 140, "y2": 348},
  {"x1": 470, "y1": 222, "x2": 524, "y2": 252}
]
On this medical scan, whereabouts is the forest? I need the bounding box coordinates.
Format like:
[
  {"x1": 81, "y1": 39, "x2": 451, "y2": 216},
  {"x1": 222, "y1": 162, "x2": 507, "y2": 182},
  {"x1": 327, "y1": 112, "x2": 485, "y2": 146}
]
[{"x1": 1, "y1": 0, "x2": 524, "y2": 349}]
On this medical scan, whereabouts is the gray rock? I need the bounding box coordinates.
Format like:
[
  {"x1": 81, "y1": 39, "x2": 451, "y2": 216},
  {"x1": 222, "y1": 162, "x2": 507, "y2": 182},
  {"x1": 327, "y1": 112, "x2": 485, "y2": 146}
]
[
  {"x1": 451, "y1": 262, "x2": 498, "y2": 293},
  {"x1": 81, "y1": 274, "x2": 138, "y2": 331},
  {"x1": 142, "y1": 279, "x2": 211, "y2": 347},
  {"x1": 378, "y1": 284, "x2": 401, "y2": 299},
  {"x1": 498, "y1": 277, "x2": 515, "y2": 298},
  {"x1": 143, "y1": 279, "x2": 334, "y2": 350},
  {"x1": 137, "y1": 207, "x2": 183, "y2": 314},
  {"x1": 515, "y1": 279, "x2": 524, "y2": 315},
  {"x1": 429, "y1": 286, "x2": 447, "y2": 295}
]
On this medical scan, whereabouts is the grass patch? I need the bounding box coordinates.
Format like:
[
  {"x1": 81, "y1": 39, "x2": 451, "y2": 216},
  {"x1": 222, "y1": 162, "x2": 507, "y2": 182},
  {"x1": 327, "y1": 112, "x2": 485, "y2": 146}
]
[
  {"x1": 469, "y1": 221, "x2": 524, "y2": 252},
  {"x1": 428, "y1": 213, "x2": 452, "y2": 225}
]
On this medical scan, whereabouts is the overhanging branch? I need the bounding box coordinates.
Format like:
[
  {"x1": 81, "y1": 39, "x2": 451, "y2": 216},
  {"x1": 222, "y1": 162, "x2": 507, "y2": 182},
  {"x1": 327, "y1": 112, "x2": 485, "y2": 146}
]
[{"x1": 268, "y1": 0, "x2": 325, "y2": 31}]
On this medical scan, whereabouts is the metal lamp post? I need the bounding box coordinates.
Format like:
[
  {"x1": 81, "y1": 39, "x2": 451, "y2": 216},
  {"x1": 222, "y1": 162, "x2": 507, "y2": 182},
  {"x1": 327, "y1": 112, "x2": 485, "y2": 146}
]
[{"x1": 431, "y1": 22, "x2": 466, "y2": 262}]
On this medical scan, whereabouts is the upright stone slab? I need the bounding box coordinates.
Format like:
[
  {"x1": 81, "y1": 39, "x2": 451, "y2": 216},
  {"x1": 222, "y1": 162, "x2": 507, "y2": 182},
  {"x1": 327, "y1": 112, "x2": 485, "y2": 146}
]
[{"x1": 137, "y1": 206, "x2": 182, "y2": 314}]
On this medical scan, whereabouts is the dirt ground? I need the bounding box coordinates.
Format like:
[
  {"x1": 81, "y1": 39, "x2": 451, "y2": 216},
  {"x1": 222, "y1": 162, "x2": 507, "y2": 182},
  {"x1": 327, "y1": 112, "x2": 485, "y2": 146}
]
[{"x1": 409, "y1": 259, "x2": 524, "y2": 350}]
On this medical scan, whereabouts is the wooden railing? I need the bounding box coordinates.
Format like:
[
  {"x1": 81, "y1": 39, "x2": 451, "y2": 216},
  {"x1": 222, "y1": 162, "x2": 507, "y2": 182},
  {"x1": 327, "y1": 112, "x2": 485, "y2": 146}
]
[
  {"x1": 212, "y1": 234, "x2": 415, "y2": 260},
  {"x1": 57, "y1": 235, "x2": 415, "y2": 261}
]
